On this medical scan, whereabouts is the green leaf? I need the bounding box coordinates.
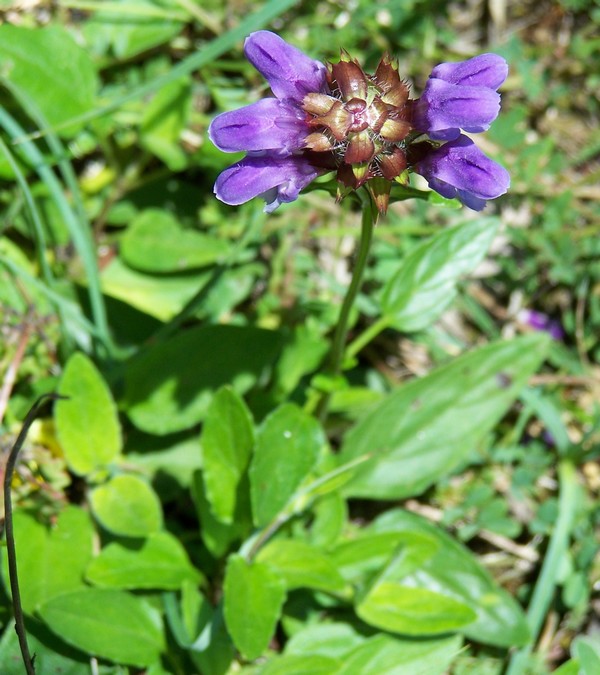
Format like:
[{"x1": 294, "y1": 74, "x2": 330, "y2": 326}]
[
  {"x1": 339, "y1": 333, "x2": 550, "y2": 499},
  {"x1": 55, "y1": 352, "x2": 121, "y2": 475},
  {"x1": 86, "y1": 532, "x2": 203, "y2": 590},
  {"x1": 101, "y1": 256, "x2": 211, "y2": 321},
  {"x1": 201, "y1": 386, "x2": 254, "y2": 524},
  {"x1": 38, "y1": 588, "x2": 164, "y2": 667},
  {"x1": 256, "y1": 539, "x2": 347, "y2": 593},
  {"x1": 250, "y1": 403, "x2": 324, "y2": 527},
  {"x1": 140, "y1": 79, "x2": 191, "y2": 170},
  {"x1": 191, "y1": 470, "x2": 251, "y2": 558},
  {"x1": 1, "y1": 507, "x2": 93, "y2": 614},
  {"x1": 258, "y1": 654, "x2": 339, "y2": 674},
  {"x1": 90, "y1": 474, "x2": 162, "y2": 537},
  {"x1": 124, "y1": 325, "x2": 284, "y2": 434},
  {"x1": 381, "y1": 218, "x2": 499, "y2": 332},
  {"x1": 337, "y1": 634, "x2": 463, "y2": 675},
  {"x1": 356, "y1": 583, "x2": 476, "y2": 635},
  {"x1": 0, "y1": 620, "x2": 89, "y2": 674},
  {"x1": 223, "y1": 554, "x2": 286, "y2": 661},
  {"x1": 331, "y1": 532, "x2": 438, "y2": 587},
  {"x1": 0, "y1": 24, "x2": 97, "y2": 134},
  {"x1": 370, "y1": 509, "x2": 530, "y2": 648},
  {"x1": 285, "y1": 622, "x2": 365, "y2": 658},
  {"x1": 574, "y1": 637, "x2": 600, "y2": 675},
  {"x1": 163, "y1": 587, "x2": 235, "y2": 674},
  {"x1": 553, "y1": 661, "x2": 580, "y2": 675},
  {"x1": 85, "y1": 2, "x2": 183, "y2": 60},
  {"x1": 120, "y1": 208, "x2": 229, "y2": 273},
  {"x1": 284, "y1": 622, "x2": 461, "y2": 675}
]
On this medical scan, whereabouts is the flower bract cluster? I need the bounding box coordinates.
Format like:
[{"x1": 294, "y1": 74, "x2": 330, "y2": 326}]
[{"x1": 209, "y1": 31, "x2": 510, "y2": 214}]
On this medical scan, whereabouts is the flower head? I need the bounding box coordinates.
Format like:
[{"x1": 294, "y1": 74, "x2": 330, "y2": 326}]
[{"x1": 209, "y1": 32, "x2": 510, "y2": 213}]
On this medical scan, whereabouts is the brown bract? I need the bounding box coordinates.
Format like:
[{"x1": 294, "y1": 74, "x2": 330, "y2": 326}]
[{"x1": 301, "y1": 51, "x2": 413, "y2": 213}]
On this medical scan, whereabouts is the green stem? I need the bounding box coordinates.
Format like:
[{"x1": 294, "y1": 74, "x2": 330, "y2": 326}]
[
  {"x1": 346, "y1": 315, "x2": 391, "y2": 362},
  {"x1": 505, "y1": 460, "x2": 579, "y2": 675},
  {"x1": 315, "y1": 197, "x2": 377, "y2": 421}
]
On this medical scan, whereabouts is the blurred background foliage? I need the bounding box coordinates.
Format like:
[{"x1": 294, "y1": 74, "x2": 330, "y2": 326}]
[{"x1": 0, "y1": 0, "x2": 599, "y2": 673}]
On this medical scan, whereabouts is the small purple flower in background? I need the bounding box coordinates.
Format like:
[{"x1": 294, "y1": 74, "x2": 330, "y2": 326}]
[
  {"x1": 209, "y1": 31, "x2": 509, "y2": 213},
  {"x1": 518, "y1": 309, "x2": 564, "y2": 341}
]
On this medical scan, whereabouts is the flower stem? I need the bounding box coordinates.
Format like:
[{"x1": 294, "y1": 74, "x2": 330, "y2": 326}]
[
  {"x1": 315, "y1": 197, "x2": 377, "y2": 421},
  {"x1": 346, "y1": 315, "x2": 391, "y2": 362}
]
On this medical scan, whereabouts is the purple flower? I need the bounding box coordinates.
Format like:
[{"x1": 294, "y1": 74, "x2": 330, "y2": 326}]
[
  {"x1": 208, "y1": 32, "x2": 510, "y2": 213},
  {"x1": 209, "y1": 31, "x2": 327, "y2": 212},
  {"x1": 414, "y1": 135, "x2": 510, "y2": 211},
  {"x1": 214, "y1": 154, "x2": 320, "y2": 213},
  {"x1": 413, "y1": 53, "x2": 508, "y2": 141},
  {"x1": 518, "y1": 309, "x2": 564, "y2": 341}
]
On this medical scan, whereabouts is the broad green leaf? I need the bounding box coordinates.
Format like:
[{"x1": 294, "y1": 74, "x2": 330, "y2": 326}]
[
  {"x1": 285, "y1": 622, "x2": 366, "y2": 658},
  {"x1": 0, "y1": 619, "x2": 89, "y2": 675},
  {"x1": 331, "y1": 532, "x2": 438, "y2": 586},
  {"x1": 120, "y1": 208, "x2": 229, "y2": 273},
  {"x1": 250, "y1": 404, "x2": 324, "y2": 527},
  {"x1": 124, "y1": 325, "x2": 284, "y2": 434},
  {"x1": 574, "y1": 637, "x2": 600, "y2": 674},
  {"x1": 90, "y1": 474, "x2": 162, "y2": 537},
  {"x1": 258, "y1": 654, "x2": 339, "y2": 674},
  {"x1": 86, "y1": 532, "x2": 203, "y2": 589},
  {"x1": 553, "y1": 662, "x2": 580, "y2": 675},
  {"x1": 339, "y1": 333, "x2": 550, "y2": 499},
  {"x1": 38, "y1": 588, "x2": 164, "y2": 667},
  {"x1": 337, "y1": 634, "x2": 463, "y2": 675},
  {"x1": 191, "y1": 470, "x2": 251, "y2": 558},
  {"x1": 370, "y1": 509, "x2": 530, "y2": 648},
  {"x1": 101, "y1": 256, "x2": 210, "y2": 321},
  {"x1": 140, "y1": 79, "x2": 191, "y2": 170},
  {"x1": 82, "y1": 1, "x2": 183, "y2": 60},
  {"x1": 272, "y1": 324, "x2": 329, "y2": 397},
  {"x1": 308, "y1": 492, "x2": 347, "y2": 548},
  {"x1": 0, "y1": 507, "x2": 93, "y2": 614},
  {"x1": 55, "y1": 352, "x2": 121, "y2": 475},
  {"x1": 356, "y1": 583, "x2": 476, "y2": 635},
  {"x1": 256, "y1": 539, "x2": 347, "y2": 593},
  {"x1": 126, "y1": 435, "x2": 203, "y2": 492},
  {"x1": 284, "y1": 622, "x2": 461, "y2": 674},
  {"x1": 201, "y1": 386, "x2": 254, "y2": 523},
  {"x1": 163, "y1": 587, "x2": 235, "y2": 674},
  {"x1": 381, "y1": 218, "x2": 499, "y2": 332},
  {"x1": 223, "y1": 555, "x2": 286, "y2": 661},
  {"x1": 0, "y1": 25, "x2": 97, "y2": 134}
]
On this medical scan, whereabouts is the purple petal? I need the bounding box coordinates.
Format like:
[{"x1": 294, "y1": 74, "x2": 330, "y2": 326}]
[
  {"x1": 518, "y1": 309, "x2": 564, "y2": 340},
  {"x1": 415, "y1": 135, "x2": 510, "y2": 210},
  {"x1": 429, "y1": 53, "x2": 508, "y2": 90},
  {"x1": 214, "y1": 153, "x2": 319, "y2": 212},
  {"x1": 244, "y1": 31, "x2": 327, "y2": 103},
  {"x1": 208, "y1": 99, "x2": 308, "y2": 154},
  {"x1": 414, "y1": 78, "x2": 501, "y2": 140}
]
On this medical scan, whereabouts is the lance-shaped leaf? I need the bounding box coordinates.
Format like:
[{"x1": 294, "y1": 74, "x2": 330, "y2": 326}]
[
  {"x1": 338, "y1": 333, "x2": 550, "y2": 499},
  {"x1": 249, "y1": 403, "x2": 324, "y2": 527},
  {"x1": 381, "y1": 218, "x2": 499, "y2": 332}
]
